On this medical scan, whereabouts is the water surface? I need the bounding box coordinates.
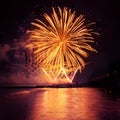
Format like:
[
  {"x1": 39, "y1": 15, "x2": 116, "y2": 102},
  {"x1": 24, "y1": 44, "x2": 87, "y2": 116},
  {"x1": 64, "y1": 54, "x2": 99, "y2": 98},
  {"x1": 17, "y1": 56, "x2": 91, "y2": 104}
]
[{"x1": 0, "y1": 88, "x2": 120, "y2": 120}]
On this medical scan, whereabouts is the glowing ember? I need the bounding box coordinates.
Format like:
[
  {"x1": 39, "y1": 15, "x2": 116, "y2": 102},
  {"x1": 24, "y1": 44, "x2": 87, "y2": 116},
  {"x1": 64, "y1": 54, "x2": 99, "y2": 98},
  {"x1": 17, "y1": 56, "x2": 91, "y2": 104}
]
[{"x1": 25, "y1": 7, "x2": 98, "y2": 83}]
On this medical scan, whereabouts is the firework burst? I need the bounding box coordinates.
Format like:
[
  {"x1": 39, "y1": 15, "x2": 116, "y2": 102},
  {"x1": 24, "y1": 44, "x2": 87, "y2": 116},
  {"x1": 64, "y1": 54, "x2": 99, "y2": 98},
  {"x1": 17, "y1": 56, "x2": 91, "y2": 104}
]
[{"x1": 26, "y1": 7, "x2": 98, "y2": 83}]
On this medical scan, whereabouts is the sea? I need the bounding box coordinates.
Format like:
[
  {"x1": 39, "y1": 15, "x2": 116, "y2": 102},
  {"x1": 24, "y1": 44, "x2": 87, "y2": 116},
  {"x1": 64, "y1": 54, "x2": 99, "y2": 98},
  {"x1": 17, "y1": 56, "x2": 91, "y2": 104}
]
[{"x1": 0, "y1": 88, "x2": 120, "y2": 120}]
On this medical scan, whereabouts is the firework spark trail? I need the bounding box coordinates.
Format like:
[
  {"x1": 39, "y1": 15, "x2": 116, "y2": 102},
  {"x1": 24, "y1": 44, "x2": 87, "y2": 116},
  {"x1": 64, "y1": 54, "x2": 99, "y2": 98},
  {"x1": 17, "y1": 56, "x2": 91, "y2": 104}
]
[{"x1": 26, "y1": 7, "x2": 98, "y2": 83}]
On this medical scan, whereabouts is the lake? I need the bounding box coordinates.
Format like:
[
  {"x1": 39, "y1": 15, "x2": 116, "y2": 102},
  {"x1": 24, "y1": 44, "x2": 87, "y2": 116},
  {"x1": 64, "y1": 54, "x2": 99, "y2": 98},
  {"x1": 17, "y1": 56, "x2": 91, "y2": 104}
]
[{"x1": 0, "y1": 88, "x2": 120, "y2": 120}]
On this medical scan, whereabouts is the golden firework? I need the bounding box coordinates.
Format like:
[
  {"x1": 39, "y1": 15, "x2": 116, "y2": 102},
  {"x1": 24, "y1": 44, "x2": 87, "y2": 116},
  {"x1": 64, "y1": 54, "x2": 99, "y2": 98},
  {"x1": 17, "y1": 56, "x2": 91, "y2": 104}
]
[{"x1": 26, "y1": 7, "x2": 98, "y2": 83}]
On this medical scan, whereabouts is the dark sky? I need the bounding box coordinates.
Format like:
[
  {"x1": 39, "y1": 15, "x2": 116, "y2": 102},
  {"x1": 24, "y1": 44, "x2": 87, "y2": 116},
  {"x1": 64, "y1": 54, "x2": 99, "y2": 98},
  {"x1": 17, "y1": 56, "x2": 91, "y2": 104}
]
[{"x1": 0, "y1": 0, "x2": 120, "y2": 84}]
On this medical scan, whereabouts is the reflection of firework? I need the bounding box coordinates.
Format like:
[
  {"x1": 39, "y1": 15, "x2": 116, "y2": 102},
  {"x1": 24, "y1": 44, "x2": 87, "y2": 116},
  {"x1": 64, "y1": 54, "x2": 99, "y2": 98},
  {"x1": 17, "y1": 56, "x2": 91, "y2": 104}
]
[{"x1": 26, "y1": 7, "x2": 98, "y2": 83}]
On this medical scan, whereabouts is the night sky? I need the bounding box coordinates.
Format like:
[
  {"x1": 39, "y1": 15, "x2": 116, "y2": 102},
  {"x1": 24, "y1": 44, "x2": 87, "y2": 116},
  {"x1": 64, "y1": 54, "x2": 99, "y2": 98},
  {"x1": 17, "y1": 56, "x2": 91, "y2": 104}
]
[{"x1": 0, "y1": 0, "x2": 120, "y2": 85}]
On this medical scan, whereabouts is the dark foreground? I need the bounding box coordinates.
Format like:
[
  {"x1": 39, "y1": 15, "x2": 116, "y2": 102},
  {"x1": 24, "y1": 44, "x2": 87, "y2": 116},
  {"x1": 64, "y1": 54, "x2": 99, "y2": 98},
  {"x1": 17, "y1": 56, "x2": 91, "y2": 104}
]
[{"x1": 0, "y1": 88, "x2": 120, "y2": 120}]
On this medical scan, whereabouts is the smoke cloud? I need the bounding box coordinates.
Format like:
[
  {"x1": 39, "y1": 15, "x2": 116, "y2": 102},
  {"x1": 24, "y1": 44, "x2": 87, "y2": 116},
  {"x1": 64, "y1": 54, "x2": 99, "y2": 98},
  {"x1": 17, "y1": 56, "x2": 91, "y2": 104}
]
[
  {"x1": 0, "y1": 44, "x2": 11, "y2": 61},
  {"x1": 0, "y1": 42, "x2": 50, "y2": 85}
]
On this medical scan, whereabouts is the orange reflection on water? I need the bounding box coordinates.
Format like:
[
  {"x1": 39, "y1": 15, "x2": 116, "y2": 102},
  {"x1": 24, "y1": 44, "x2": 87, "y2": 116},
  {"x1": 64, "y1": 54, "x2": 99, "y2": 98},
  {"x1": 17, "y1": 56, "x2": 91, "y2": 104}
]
[
  {"x1": 27, "y1": 88, "x2": 118, "y2": 120},
  {"x1": 29, "y1": 88, "x2": 68, "y2": 120}
]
